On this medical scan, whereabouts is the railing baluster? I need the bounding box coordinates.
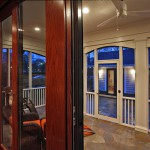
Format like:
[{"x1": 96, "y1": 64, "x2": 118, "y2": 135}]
[
  {"x1": 90, "y1": 94, "x2": 92, "y2": 114},
  {"x1": 124, "y1": 99, "x2": 126, "y2": 124},
  {"x1": 128, "y1": 99, "x2": 130, "y2": 124},
  {"x1": 91, "y1": 94, "x2": 93, "y2": 115},
  {"x1": 86, "y1": 94, "x2": 88, "y2": 113},
  {"x1": 131, "y1": 100, "x2": 133, "y2": 125},
  {"x1": 88, "y1": 94, "x2": 90, "y2": 114}
]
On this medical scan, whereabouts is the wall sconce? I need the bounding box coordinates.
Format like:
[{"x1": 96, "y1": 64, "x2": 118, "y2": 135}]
[
  {"x1": 130, "y1": 68, "x2": 135, "y2": 78},
  {"x1": 99, "y1": 69, "x2": 104, "y2": 78}
]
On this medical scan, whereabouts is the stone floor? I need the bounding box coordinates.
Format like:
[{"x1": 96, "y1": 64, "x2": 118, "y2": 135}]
[{"x1": 84, "y1": 115, "x2": 150, "y2": 150}]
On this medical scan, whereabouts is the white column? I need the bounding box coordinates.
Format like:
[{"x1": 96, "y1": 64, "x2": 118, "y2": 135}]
[
  {"x1": 8, "y1": 49, "x2": 11, "y2": 87},
  {"x1": 135, "y1": 39, "x2": 149, "y2": 133},
  {"x1": 83, "y1": 52, "x2": 87, "y2": 114},
  {"x1": 119, "y1": 46, "x2": 123, "y2": 124},
  {"x1": 29, "y1": 52, "x2": 32, "y2": 88},
  {"x1": 94, "y1": 49, "x2": 98, "y2": 118}
]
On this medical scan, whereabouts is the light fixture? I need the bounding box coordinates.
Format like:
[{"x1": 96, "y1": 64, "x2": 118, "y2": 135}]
[
  {"x1": 34, "y1": 27, "x2": 40, "y2": 31},
  {"x1": 18, "y1": 28, "x2": 24, "y2": 32},
  {"x1": 99, "y1": 69, "x2": 104, "y2": 78},
  {"x1": 130, "y1": 69, "x2": 135, "y2": 75},
  {"x1": 78, "y1": 9, "x2": 81, "y2": 18},
  {"x1": 130, "y1": 68, "x2": 135, "y2": 78},
  {"x1": 83, "y1": 7, "x2": 89, "y2": 14}
]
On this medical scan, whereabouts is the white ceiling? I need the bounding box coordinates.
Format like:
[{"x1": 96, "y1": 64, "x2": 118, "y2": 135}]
[
  {"x1": 2, "y1": 0, "x2": 150, "y2": 44},
  {"x1": 83, "y1": 0, "x2": 150, "y2": 34}
]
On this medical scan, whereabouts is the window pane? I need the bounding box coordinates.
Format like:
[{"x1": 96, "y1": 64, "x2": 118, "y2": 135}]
[
  {"x1": 32, "y1": 53, "x2": 46, "y2": 87},
  {"x1": 87, "y1": 51, "x2": 94, "y2": 92},
  {"x1": 32, "y1": 53, "x2": 46, "y2": 73},
  {"x1": 2, "y1": 48, "x2": 8, "y2": 87},
  {"x1": 21, "y1": 1, "x2": 46, "y2": 149},
  {"x1": 97, "y1": 46, "x2": 119, "y2": 60},
  {"x1": 123, "y1": 47, "x2": 135, "y2": 97},
  {"x1": 2, "y1": 16, "x2": 12, "y2": 149},
  {"x1": 23, "y1": 51, "x2": 29, "y2": 88}
]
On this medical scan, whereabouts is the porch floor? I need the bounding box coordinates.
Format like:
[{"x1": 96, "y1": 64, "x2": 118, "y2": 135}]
[{"x1": 84, "y1": 115, "x2": 150, "y2": 150}]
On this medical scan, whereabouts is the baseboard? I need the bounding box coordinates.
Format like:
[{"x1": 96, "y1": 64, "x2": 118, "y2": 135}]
[{"x1": 135, "y1": 125, "x2": 149, "y2": 134}]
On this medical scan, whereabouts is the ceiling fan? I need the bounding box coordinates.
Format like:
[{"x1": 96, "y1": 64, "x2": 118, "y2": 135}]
[{"x1": 97, "y1": 0, "x2": 150, "y2": 28}]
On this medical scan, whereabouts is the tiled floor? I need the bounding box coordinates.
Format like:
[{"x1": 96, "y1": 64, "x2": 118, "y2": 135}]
[{"x1": 84, "y1": 115, "x2": 150, "y2": 150}]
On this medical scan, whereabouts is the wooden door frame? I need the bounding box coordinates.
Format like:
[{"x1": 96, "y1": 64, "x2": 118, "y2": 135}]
[
  {"x1": 0, "y1": 0, "x2": 83, "y2": 150},
  {"x1": 0, "y1": 1, "x2": 20, "y2": 150}
]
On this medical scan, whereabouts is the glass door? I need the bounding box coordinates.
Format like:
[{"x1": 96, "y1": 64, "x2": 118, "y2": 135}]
[
  {"x1": 0, "y1": 15, "x2": 13, "y2": 150},
  {"x1": 98, "y1": 61, "x2": 119, "y2": 123}
]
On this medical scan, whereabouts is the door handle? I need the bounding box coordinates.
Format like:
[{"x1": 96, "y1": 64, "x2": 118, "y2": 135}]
[{"x1": 118, "y1": 90, "x2": 121, "y2": 93}]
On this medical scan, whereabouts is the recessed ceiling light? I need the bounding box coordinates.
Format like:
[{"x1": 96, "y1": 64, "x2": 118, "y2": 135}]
[
  {"x1": 34, "y1": 27, "x2": 40, "y2": 31},
  {"x1": 83, "y1": 7, "x2": 89, "y2": 14}
]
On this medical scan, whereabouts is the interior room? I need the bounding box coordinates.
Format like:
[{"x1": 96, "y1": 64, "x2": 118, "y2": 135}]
[{"x1": 83, "y1": 0, "x2": 150, "y2": 149}]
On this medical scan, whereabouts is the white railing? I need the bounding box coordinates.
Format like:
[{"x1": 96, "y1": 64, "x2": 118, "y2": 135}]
[
  {"x1": 23, "y1": 87, "x2": 46, "y2": 108},
  {"x1": 86, "y1": 92, "x2": 95, "y2": 115},
  {"x1": 123, "y1": 97, "x2": 135, "y2": 126}
]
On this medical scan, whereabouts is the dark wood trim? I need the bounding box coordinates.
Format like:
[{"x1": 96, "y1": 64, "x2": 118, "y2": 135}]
[
  {"x1": 0, "y1": 21, "x2": 2, "y2": 148},
  {"x1": 72, "y1": 0, "x2": 83, "y2": 150},
  {"x1": 46, "y1": 1, "x2": 67, "y2": 149},
  {"x1": 12, "y1": 6, "x2": 19, "y2": 150},
  {"x1": 1, "y1": 144, "x2": 7, "y2": 150},
  {"x1": 66, "y1": 1, "x2": 72, "y2": 150}
]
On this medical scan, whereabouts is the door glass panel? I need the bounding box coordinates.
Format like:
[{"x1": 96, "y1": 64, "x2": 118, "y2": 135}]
[
  {"x1": 98, "y1": 63, "x2": 117, "y2": 118},
  {"x1": 2, "y1": 16, "x2": 12, "y2": 149},
  {"x1": 21, "y1": 1, "x2": 46, "y2": 149}
]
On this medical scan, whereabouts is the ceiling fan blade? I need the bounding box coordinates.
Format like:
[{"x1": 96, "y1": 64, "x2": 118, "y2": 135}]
[
  {"x1": 128, "y1": 11, "x2": 150, "y2": 17},
  {"x1": 97, "y1": 15, "x2": 117, "y2": 28},
  {"x1": 128, "y1": 10, "x2": 150, "y2": 13}
]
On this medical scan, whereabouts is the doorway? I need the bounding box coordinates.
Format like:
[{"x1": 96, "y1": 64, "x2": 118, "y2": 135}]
[{"x1": 97, "y1": 61, "x2": 119, "y2": 123}]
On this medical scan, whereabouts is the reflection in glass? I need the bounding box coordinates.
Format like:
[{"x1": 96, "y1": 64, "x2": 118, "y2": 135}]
[
  {"x1": 98, "y1": 63, "x2": 117, "y2": 118},
  {"x1": 32, "y1": 53, "x2": 46, "y2": 88},
  {"x1": 23, "y1": 51, "x2": 29, "y2": 88},
  {"x1": 21, "y1": 1, "x2": 46, "y2": 149},
  {"x1": 2, "y1": 16, "x2": 12, "y2": 149}
]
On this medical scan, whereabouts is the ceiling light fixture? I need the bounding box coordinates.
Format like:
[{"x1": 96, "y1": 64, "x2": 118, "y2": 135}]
[
  {"x1": 83, "y1": 7, "x2": 89, "y2": 14},
  {"x1": 34, "y1": 27, "x2": 40, "y2": 31}
]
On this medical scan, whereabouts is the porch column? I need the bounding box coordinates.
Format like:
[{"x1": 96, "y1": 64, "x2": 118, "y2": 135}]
[{"x1": 135, "y1": 38, "x2": 149, "y2": 133}]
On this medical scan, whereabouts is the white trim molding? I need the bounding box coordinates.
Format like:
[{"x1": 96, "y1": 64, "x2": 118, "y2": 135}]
[{"x1": 135, "y1": 126, "x2": 149, "y2": 134}]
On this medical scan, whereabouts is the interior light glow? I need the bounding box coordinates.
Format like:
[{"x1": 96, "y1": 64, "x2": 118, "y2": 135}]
[
  {"x1": 78, "y1": 9, "x2": 81, "y2": 18},
  {"x1": 99, "y1": 69, "x2": 104, "y2": 78},
  {"x1": 130, "y1": 69, "x2": 135, "y2": 75},
  {"x1": 83, "y1": 7, "x2": 89, "y2": 14},
  {"x1": 18, "y1": 28, "x2": 24, "y2": 32},
  {"x1": 34, "y1": 27, "x2": 40, "y2": 31},
  {"x1": 130, "y1": 69, "x2": 135, "y2": 78}
]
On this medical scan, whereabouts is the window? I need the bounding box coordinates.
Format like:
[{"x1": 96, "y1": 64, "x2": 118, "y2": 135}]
[
  {"x1": 123, "y1": 47, "x2": 135, "y2": 97},
  {"x1": 2, "y1": 48, "x2": 8, "y2": 87},
  {"x1": 87, "y1": 51, "x2": 94, "y2": 92},
  {"x1": 32, "y1": 53, "x2": 46, "y2": 88},
  {"x1": 22, "y1": 51, "x2": 46, "y2": 88},
  {"x1": 97, "y1": 46, "x2": 119, "y2": 60}
]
